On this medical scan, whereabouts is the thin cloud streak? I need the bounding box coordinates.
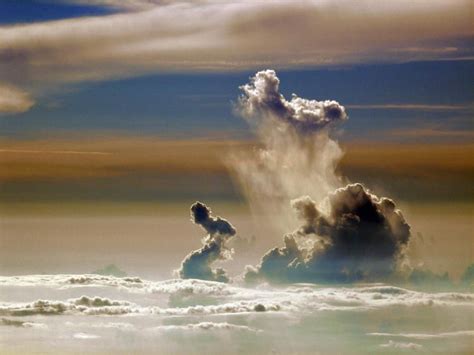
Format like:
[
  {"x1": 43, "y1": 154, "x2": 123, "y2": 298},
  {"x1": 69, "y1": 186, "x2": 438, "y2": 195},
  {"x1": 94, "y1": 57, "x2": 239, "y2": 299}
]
[
  {"x1": 0, "y1": 149, "x2": 111, "y2": 155},
  {"x1": 346, "y1": 103, "x2": 474, "y2": 111},
  {"x1": 1, "y1": 136, "x2": 473, "y2": 181}
]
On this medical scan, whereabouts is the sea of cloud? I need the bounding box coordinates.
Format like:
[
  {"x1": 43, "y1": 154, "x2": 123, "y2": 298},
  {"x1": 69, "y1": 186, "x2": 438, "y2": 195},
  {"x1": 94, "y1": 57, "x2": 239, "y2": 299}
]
[{"x1": 0, "y1": 274, "x2": 472, "y2": 354}]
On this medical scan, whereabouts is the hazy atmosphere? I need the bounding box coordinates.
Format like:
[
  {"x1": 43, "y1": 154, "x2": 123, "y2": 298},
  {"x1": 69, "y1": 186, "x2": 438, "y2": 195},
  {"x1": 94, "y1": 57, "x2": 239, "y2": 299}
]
[{"x1": 0, "y1": 1, "x2": 473, "y2": 354}]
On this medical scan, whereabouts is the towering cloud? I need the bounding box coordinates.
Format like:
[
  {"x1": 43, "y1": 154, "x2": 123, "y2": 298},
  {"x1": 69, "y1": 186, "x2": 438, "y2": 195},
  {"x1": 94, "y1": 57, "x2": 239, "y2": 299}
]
[
  {"x1": 230, "y1": 70, "x2": 346, "y2": 234},
  {"x1": 178, "y1": 202, "x2": 236, "y2": 283},
  {"x1": 245, "y1": 184, "x2": 411, "y2": 283},
  {"x1": 232, "y1": 70, "x2": 412, "y2": 284}
]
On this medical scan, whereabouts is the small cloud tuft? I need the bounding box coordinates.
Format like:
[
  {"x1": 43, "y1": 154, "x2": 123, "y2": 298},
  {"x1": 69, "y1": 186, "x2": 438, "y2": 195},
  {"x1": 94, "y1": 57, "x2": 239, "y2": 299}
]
[{"x1": 0, "y1": 84, "x2": 34, "y2": 114}]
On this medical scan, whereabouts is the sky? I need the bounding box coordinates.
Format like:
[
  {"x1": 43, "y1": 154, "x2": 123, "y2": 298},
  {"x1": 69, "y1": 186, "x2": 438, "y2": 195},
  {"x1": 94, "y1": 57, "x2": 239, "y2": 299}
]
[
  {"x1": 0, "y1": 4, "x2": 473, "y2": 354},
  {"x1": 0, "y1": 0, "x2": 472, "y2": 209}
]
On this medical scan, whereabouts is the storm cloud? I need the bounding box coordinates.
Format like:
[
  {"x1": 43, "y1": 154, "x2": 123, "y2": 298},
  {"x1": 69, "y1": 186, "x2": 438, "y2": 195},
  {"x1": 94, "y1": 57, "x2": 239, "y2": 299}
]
[
  {"x1": 178, "y1": 202, "x2": 236, "y2": 283},
  {"x1": 245, "y1": 184, "x2": 411, "y2": 283}
]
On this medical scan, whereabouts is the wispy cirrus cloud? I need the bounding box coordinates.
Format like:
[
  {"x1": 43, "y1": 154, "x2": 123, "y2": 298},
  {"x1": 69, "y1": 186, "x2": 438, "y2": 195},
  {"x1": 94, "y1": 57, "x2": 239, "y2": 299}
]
[{"x1": 0, "y1": 0, "x2": 472, "y2": 89}]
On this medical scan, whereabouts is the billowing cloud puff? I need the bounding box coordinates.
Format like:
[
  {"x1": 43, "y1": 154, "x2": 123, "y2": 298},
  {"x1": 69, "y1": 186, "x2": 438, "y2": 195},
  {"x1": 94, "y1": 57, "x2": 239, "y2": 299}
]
[
  {"x1": 178, "y1": 202, "x2": 236, "y2": 283},
  {"x1": 245, "y1": 184, "x2": 411, "y2": 283},
  {"x1": 238, "y1": 70, "x2": 347, "y2": 133},
  {"x1": 191, "y1": 202, "x2": 236, "y2": 237}
]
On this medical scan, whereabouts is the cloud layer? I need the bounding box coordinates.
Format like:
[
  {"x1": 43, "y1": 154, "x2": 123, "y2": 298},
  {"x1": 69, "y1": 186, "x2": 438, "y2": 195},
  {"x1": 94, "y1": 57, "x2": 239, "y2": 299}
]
[
  {"x1": 0, "y1": 0, "x2": 472, "y2": 111},
  {"x1": 1, "y1": 274, "x2": 472, "y2": 354}
]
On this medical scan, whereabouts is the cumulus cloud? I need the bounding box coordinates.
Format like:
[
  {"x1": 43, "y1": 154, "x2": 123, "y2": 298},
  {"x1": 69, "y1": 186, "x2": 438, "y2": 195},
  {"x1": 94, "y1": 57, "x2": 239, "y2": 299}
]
[
  {"x1": 190, "y1": 201, "x2": 236, "y2": 237},
  {"x1": 0, "y1": 296, "x2": 134, "y2": 317},
  {"x1": 230, "y1": 69, "x2": 417, "y2": 284},
  {"x1": 245, "y1": 183, "x2": 411, "y2": 283},
  {"x1": 0, "y1": 274, "x2": 239, "y2": 297},
  {"x1": 230, "y1": 70, "x2": 346, "y2": 234},
  {"x1": 0, "y1": 84, "x2": 34, "y2": 114},
  {"x1": 237, "y1": 69, "x2": 347, "y2": 133},
  {"x1": 178, "y1": 202, "x2": 236, "y2": 283}
]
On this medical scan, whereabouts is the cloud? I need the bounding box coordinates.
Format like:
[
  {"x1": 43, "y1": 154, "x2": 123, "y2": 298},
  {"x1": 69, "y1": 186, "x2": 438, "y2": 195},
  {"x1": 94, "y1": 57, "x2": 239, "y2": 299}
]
[
  {"x1": 346, "y1": 103, "x2": 474, "y2": 111},
  {"x1": 178, "y1": 202, "x2": 236, "y2": 282},
  {"x1": 1, "y1": 318, "x2": 47, "y2": 329},
  {"x1": 65, "y1": 321, "x2": 136, "y2": 331},
  {"x1": 146, "y1": 322, "x2": 260, "y2": 333},
  {"x1": 0, "y1": 84, "x2": 34, "y2": 114},
  {"x1": 73, "y1": 332, "x2": 101, "y2": 339},
  {"x1": 191, "y1": 201, "x2": 237, "y2": 237},
  {"x1": 245, "y1": 183, "x2": 411, "y2": 283},
  {"x1": 230, "y1": 70, "x2": 346, "y2": 234},
  {"x1": 0, "y1": 274, "x2": 237, "y2": 297},
  {"x1": 0, "y1": 0, "x2": 471, "y2": 89},
  {"x1": 369, "y1": 330, "x2": 474, "y2": 340},
  {"x1": 379, "y1": 340, "x2": 423, "y2": 350},
  {"x1": 60, "y1": 0, "x2": 166, "y2": 11},
  {"x1": 1, "y1": 279, "x2": 472, "y2": 324},
  {"x1": 237, "y1": 69, "x2": 347, "y2": 133},
  {"x1": 0, "y1": 296, "x2": 134, "y2": 316}
]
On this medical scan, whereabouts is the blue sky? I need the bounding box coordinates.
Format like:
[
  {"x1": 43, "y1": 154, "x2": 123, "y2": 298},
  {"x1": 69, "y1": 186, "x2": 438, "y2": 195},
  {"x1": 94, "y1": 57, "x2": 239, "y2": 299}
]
[
  {"x1": 1, "y1": 59, "x2": 472, "y2": 143},
  {"x1": 0, "y1": 0, "x2": 117, "y2": 24}
]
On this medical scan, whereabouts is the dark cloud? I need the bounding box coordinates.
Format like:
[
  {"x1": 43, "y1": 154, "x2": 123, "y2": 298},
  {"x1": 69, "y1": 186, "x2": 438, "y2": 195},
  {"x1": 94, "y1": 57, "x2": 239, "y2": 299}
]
[
  {"x1": 178, "y1": 202, "x2": 236, "y2": 283},
  {"x1": 237, "y1": 69, "x2": 347, "y2": 133},
  {"x1": 191, "y1": 202, "x2": 236, "y2": 237},
  {"x1": 245, "y1": 184, "x2": 411, "y2": 283}
]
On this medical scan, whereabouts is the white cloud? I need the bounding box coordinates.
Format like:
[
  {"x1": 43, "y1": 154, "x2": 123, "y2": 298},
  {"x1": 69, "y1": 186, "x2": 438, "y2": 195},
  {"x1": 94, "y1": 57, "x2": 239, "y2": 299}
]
[
  {"x1": 0, "y1": 0, "x2": 471, "y2": 89},
  {"x1": 369, "y1": 330, "x2": 474, "y2": 340},
  {"x1": 379, "y1": 340, "x2": 423, "y2": 350},
  {"x1": 146, "y1": 322, "x2": 260, "y2": 333},
  {"x1": 0, "y1": 275, "x2": 472, "y2": 319},
  {"x1": 0, "y1": 84, "x2": 35, "y2": 114},
  {"x1": 346, "y1": 103, "x2": 474, "y2": 111},
  {"x1": 73, "y1": 332, "x2": 101, "y2": 339}
]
